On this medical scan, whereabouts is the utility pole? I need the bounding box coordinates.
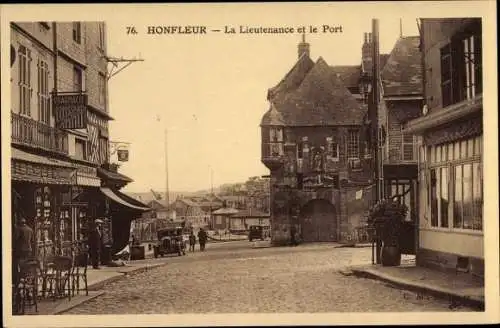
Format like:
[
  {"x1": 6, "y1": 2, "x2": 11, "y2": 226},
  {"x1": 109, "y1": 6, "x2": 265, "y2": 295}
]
[
  {"x1": 164, "y1": 128, "x2": 170, "y2": 208},
  {"x1": 371, "y1": 18, "x2": 382, "y2": 264}
]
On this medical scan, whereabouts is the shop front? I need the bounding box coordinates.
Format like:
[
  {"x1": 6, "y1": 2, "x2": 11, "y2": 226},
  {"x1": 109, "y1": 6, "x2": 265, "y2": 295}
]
[
  {"x1": 405, "y1": 101, "x2": 483, "y2": 277},
  {"x1": 11, "y1": 148, "x2": 77, "y2": 260}
]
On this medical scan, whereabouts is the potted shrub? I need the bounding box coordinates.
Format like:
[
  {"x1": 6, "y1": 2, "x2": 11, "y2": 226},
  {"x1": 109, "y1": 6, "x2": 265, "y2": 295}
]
[{"x1": 367, "y1": 199, "x2": 408, "y2": 266}]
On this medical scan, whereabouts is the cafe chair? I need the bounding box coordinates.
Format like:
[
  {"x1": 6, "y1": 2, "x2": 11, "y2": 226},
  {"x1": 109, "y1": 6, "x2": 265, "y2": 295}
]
[
  {"x1": 17, "y1": 258, "x2": 41, "y2": 314},
  {"x1": 71, "y1": 251, "x2": 89, "y2": 296},
  {"x1": 44, "y1": 255, "x2": 73, "y2": 301}
]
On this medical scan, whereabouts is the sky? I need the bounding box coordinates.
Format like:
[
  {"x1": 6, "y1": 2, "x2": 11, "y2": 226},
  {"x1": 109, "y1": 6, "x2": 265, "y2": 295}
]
[{"x1": 104, "y1": 6, "x2": 420, "y2": 193}]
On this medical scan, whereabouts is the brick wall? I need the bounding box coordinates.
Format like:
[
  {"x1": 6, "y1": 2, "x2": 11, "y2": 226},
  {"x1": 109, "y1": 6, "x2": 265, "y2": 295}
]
[
  {"x1": 56, "y1": 22, "x2": 86, "y2": 65},
  {"x1": 84, "y1": 22, "x2": 108, "y2": 112}
]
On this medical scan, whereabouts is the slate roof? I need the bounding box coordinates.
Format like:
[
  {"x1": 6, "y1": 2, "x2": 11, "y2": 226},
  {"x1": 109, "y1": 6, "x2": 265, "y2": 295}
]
[
  {"x1": 330, "y1": 65, "x2": 361, "y2": 89},
  {"x1": 381, "y1": 36, "x2": 423, "y2": 96},
  {"x1": 267, "y1": 53, "x2": 315, "y2": 102},
  {"x1": 263, "y1": 57, "x2": 365, "y2": 126}
]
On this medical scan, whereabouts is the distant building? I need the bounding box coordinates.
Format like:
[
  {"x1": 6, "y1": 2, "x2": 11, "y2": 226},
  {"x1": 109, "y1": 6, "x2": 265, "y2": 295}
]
[
  {"x1": 173, "y1": 197, "x2": 211, "y2": 230},
  {"x1": 405, "y1": 18, "x2": 483, "y2": 278},
  {"x1": 260, "y1": 35, "x2": 375, "y2": 245}
]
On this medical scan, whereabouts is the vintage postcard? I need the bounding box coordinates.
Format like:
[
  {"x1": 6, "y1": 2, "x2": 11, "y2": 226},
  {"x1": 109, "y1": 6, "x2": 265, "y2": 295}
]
[{"x1": 1, "y1": 2, "x2": 498, "y2": 327}]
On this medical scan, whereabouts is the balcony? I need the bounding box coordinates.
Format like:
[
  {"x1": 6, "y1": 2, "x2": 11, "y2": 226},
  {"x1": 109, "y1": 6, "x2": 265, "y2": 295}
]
[
  {"x1": 11, "y1": 112, "x2": 69, "y2": 155},
  {"x1": 261, "y1": 142, "x2": 284, "y2": 170}
]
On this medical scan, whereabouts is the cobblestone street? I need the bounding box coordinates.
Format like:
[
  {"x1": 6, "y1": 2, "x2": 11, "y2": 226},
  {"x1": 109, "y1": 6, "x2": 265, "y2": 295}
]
[{"x1": 65, "y1": 244, "x2": 475, "y2": 314}]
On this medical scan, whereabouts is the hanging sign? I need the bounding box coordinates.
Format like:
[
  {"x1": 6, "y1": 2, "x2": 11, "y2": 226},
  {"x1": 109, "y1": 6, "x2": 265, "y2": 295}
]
[
  {"x1": 117, "y1": 149, "x2": 129, "y2": 162},
  {"x1": 53, "y1": 94, "x2": 88, "y2": 129}
]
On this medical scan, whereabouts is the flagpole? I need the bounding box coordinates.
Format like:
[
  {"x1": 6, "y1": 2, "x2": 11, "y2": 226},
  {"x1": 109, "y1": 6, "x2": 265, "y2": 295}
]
[{"x1": 165, "y1": 128, "x2": 170, "y2": 208}]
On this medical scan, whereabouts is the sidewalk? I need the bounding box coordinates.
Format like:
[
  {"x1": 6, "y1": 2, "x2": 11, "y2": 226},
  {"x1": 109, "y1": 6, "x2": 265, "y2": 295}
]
[
  {"x1": 347, "y1": 262, "x2": 485, "y2": 310},
  {"x1": 20, "y1": 258, "x2": 169, "y2": 316}
]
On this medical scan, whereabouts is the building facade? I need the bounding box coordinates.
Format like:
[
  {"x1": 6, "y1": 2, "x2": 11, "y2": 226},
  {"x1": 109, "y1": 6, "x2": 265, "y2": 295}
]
[
  {"x1": 405, "y1": 18, "x2": 483, "y2": 278},
  {"x1": 10, "y1": 22, "x2": 148, "y2": 263},
  {"x1": 261, "y1": 37, "x2": 374, "y2": 246}
]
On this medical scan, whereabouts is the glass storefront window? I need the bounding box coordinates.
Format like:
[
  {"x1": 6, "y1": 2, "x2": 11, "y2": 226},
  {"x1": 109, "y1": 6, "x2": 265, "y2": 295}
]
[
  {"x1": 462, "y1": 164, "x2": 473, "y2": 229},
  {"x1": 440, "y1": 167, "x2": 449, "y2": 227},
  {"x1": 447, "y1": 143, "x2": 454, "y2": 161},
  {"x1": 426, "y1": 136, "x2": 482, "y2": 231},
  {"x1": 460, "y1": 140, "x2": 467, "y2": 159},
  {"x1": 453, "y1": 165, "x2": 463, "y2": 228},
  {"x1": 472, "y1": 162, "x2": 483, "y2": 229},
  {"x1": 454, "y1": 142, "x2": 460, "y2": 160},
  {"x1": 430, "y1": 169, "x2": 438, "y2": 227}
]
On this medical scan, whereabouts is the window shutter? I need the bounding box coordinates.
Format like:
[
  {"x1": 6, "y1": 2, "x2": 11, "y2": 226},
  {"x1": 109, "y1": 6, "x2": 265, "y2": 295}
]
[
  {"x1": 440, "y1": 44, "x2": 452, "y2": 107},
  {"x1": 474, "y1": 34, "x2": 482, "y2": 95}
]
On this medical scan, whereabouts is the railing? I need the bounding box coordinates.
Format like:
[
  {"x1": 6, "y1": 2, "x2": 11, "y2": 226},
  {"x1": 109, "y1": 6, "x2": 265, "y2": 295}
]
[{"x1": 11, "y1": 112, "x2": 69, "y2": 155}]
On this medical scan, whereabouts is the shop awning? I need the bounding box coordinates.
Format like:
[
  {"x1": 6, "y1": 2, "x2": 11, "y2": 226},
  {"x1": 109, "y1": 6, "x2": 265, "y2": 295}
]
[
  {"x1": 97, "y1": 167, "x2": 133, "y2": 183},
  {"x1": 12, "y1": 148, "x2": 74, "y2": 168},
  {"x1": 11, "y1": 148, "x2": 76, "y2": 185},
  {"x1": 100, "y1": 187, "x2": 151, "y2": 211}
]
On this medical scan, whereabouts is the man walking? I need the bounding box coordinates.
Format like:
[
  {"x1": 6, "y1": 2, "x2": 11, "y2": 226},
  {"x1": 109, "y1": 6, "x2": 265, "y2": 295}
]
[
  {"x1": 189, "y1": 231, "x2": 196, "y2": 252},
  {"x1": 197, "y1": 228, "x2": 207, "y2": 252},
  {"x1": 88, "y1": 220, "x2": 102, "y2": 269}
]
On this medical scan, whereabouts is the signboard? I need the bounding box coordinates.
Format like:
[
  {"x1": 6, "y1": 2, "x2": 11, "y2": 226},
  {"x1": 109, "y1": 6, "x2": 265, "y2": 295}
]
[
  {"x1": 117, "y1": 149, "x2": 129, "y2": 162},
  {"x1": 53, "y1": 93, "x2": 88, "y2": 129}
]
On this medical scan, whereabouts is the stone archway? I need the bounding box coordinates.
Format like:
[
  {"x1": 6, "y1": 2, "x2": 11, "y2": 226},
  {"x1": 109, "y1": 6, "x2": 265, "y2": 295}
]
[{"x1": 299, "y1": 199, "x2": 337, "y2": 242}]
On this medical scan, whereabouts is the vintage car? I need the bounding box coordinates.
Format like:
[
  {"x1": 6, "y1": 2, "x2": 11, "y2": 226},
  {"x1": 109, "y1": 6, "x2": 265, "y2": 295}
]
[
  {"x1": 248, "y1": 225, "x2": 270, "y2": 241},
  {"x1": 153, "y1": 227, "x2": 187, "y2": 257}
]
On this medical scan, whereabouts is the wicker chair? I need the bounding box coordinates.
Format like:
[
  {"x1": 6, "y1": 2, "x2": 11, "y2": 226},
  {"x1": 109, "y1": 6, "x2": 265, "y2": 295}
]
[
  {"x1": 17, "y1": 258, "x2": 41, "y2": 314},
  {"x1": 71, "y1": 251, "x2": 89, "y2": 296},
  {"x1": 43, "y1": 255, "x2": 73, "y2": 301}
]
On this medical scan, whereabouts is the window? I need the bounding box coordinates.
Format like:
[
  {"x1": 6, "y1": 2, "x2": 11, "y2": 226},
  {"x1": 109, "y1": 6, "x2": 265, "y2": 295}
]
[
  {"x1": 440, "y1": 20, "x2": 482, "y2": 107},
  {"x1": 75, "y1": 138, "x2": 87, "y2": 160},
  {"x1": 73, "y1": 22, "x2": 82, "y2": 43},
  {"x1": 19, "y1": 45, "x2": 32, "y2": 116},
  {"x1": 297, "y1": 142, "x2": 303, "y2": 159},
  {"x1": 401, "y1": 128, "x2": 416, "y2": 161},
  {"x1": 98, "y1": 73, "x2": 106, "y2": 105},
  {"x1": 73, "y1": 66, "x2": 83, "y2": 92},
  {"x1": 269, "y1": 127, "x2": 283, "y2": 157},
  {"x1": 327, "y1": 137, "x2": 339, "y2": 160},
  {"x1": 347, "y1": 130, "x2": 359, "y2": 159},
  {"x1": 37, "y1": 59, "x2": 50, "y2": 124},
  {"x1": 427, "y1": 135, "x2": 482, "y2": 231},
  {"x1": 98, "y1": 23, "x2": 105, "y2": 49},
  {"x1": 99, "y1": 135, "x2": 108, "y2": 164}
]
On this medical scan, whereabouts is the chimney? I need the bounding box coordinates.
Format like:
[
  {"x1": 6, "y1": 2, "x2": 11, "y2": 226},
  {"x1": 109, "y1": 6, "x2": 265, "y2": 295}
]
[
  {"x1": 297, "y1": 32, "x2": 310, "y2": 58},
  {"x1": 362, "y1": 31, "x2": 373, "y2": 72}
]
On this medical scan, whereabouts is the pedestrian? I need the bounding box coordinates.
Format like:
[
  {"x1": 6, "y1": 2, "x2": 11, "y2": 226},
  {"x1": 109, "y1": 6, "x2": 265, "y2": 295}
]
[
  {"x1": 13, "y1": 218, "x2": 34, "y2": 285},
  {"x1": 14, "y1": 218, "x2": 34, "y2": 261},
  {"x1": 198, "y1": 228, "x2": 207, "y2": 251},
  {"x1": 189, "y1": 231, "x2": 196, "y2": 252},
  {"x1": 131, "y1": 234, "x2": 140, "y2": 246},
  {"x1": 88, "y1": 220, "x2": 102, "y2": 269}
]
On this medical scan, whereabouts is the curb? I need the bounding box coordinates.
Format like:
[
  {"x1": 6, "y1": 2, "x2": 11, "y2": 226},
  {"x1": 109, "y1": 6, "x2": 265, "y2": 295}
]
[
  {"x1": 350, "y1": 267, "x2": 485, "y2": 310},
  {"x1": 51, "y1": 291, "x2": 105, "y2": 315},
  {"x1": 54, "y1": 262, "x2": 169, "y2": 314}
]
